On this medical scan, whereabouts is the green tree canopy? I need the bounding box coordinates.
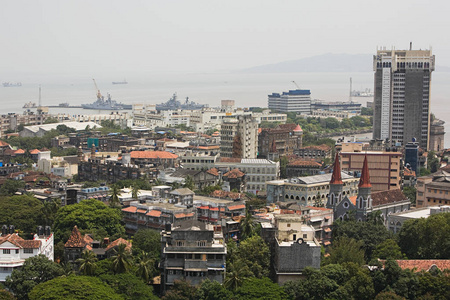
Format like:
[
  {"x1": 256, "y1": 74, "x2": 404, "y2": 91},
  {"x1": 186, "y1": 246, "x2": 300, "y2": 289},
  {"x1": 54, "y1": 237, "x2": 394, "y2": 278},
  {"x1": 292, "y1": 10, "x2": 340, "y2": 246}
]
[
  {"x1": 372, "y1": 239, "x2": 405, "y2": 260},
  {"x1": 0, "y1": 180, "x2": 25, "y2": 196},
  {"x1": 5, "y1": 255, "x2": 63, "y2": 300},
  {"x1": 28, "y1": 275, "x2": 123, "y2": 300},
  {"x1": 235, "y1": 277, "x2": 287, "y2": 300},
  {"x1": 0, "y1": 194, "x2": 45, "y2": 237},
  {"x1": 99, "y1": 273, "x2": 159, "y2": 300},
  {"x1": 397, "y1": 212, "x2": 450, "y2": 259},
  {"x1": 325, "y1": 236, "x2": 365, "y2": 266},
  {"x1": 132, "y1": 229, "x2": 161, "y2": 259},
  {"x1": 195, "y1": 279, "x2": 233, "y2": 300},
  {"x1": 53, "y1": 199, "x2": 124, "y2": 244}
]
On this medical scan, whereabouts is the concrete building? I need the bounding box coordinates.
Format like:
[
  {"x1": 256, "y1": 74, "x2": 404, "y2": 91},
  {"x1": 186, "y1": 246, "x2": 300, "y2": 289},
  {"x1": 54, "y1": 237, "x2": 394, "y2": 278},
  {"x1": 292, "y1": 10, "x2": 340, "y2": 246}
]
[
  {"x1": 220, "y1": 115, "x2": 258, "y2": 159},
  {"x1": 160, "y1": 223, "x2": 226, "y2": 293},
  {"x1": 405, "y1": 139, "x2": 420, "y2": 174},
  {"x1": 258, "y1": 124, "x2": 303, "y2": 160},
  {"x1": 340, "y1": 151, "x2": 402, "y2": 192},
  {"x1": 266, "y1": 171, "x2": 359, "y2": 206},
  {"x1": 311, "y1": 100, "x2": 362, "y2": 113},
  {"x1": 373, "y1": 47, "x2": 435, "y2": 150},
  {"x1": 387, "y1": 205, "x2": 450, "y2": 233},
  {"x1": 416, "y1": 170, "x2": 450, "y2": 208},
  {"x1": 429, "y1": 119, "x2": 445, "y2": 152},
  {"x1": 272, "y1": 216, "x2": 321, "y2": 284},
  {"x1": 268, "y1": 89, "x2": 311, "y2": 114},
  {"x1": 295, "y1": 144, "x2": 332, "y2": 160},
  {"x1": 0, "y1": 226, "x2": 54, "y2": 281}
]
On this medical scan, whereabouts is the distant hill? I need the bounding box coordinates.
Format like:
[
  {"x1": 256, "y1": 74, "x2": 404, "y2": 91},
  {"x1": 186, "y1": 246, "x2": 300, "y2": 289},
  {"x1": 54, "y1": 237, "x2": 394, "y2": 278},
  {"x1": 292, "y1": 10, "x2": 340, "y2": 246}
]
[{"x1": 239, "y1": 53, "x2": 450, "y2": 73}]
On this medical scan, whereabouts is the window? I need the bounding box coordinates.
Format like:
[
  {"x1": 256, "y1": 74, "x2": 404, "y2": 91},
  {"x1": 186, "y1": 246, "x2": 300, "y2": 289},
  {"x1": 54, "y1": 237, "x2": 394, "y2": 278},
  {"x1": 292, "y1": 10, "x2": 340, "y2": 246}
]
[
  {"x1": 3, "y1": 249, "x2": 10, "y2": 254},
  {"x1": 303, "y1": 234, "x2": 307, "y2": 238},
  {"x1": 197, "y1": 241, "x2": 206, "y2": 247},
  {"x1": 176, "y1": 241, "x2": 185, "y2": 247},
  {"x1": 15, "y1": 249, "x2": 19, "y2": 254},
  {"x1": 287, "y1": 224, "x2": 291, "y2": 227}
]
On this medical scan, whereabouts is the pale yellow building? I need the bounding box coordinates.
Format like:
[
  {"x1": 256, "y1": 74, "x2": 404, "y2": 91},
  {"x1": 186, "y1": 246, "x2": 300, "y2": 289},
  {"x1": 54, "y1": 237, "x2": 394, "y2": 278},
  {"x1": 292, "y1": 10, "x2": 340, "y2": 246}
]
[{"x1": 416, "y1": 170, "x2": 450, "y2": 208}]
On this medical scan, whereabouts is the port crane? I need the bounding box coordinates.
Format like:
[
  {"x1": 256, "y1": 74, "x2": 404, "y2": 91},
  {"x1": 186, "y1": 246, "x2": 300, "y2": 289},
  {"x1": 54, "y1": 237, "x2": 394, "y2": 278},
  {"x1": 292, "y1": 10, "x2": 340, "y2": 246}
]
[
  {"x1": 92, "y1": 79, "x2": 103, "y2": 100},
  {"x1": 292, "y1": 81, "x2": 301, "y2": 89}
]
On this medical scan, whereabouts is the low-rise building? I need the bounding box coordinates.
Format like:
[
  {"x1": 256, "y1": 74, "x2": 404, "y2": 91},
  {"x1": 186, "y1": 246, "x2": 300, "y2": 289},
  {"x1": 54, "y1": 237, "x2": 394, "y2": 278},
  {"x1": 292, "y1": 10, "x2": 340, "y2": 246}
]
[
  {"x1": 416, "y1": 170, "x2": 450, "y2": 208},
  {"x1": 295, "y1": 144, "x2": 332, "y2": 160},
  {"x1": 387, "y1": 205, "x2": 450, "y2": 233},
  {"x1": 0, "y1": 226, "x2": 54, "y2": 281},
  {"x1": 160, "y1": 223, "x2": 226, "y2": 293}
]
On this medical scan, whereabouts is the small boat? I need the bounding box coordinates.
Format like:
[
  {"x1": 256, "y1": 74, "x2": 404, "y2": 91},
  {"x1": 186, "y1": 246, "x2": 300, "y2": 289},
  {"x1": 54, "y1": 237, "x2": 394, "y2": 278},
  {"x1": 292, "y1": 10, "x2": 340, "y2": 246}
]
[
  {"x1": 23, "y1": 101, "x2": 37, "y2": 108},
  {"x1": 112, "y1": 79, "x2": 128, "y2": 85},
  {"x1": 3, "y1": 82, "x2": 22, "y2": 87}
]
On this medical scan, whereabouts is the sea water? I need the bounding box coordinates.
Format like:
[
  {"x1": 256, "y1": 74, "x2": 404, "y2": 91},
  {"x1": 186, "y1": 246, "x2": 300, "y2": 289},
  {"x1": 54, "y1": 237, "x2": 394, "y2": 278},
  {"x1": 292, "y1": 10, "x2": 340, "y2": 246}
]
[{"x1": 1, "y1": 71, "x2": 449, "y2": 147}]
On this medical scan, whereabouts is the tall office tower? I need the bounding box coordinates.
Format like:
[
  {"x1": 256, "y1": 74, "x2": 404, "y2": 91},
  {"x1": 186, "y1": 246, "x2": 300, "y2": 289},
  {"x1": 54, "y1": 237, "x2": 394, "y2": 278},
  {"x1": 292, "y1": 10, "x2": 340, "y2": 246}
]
[
  {"x1": 268, "y1": 89, "x2": 311, "y2": 114},
  {"x1": 220, "y1": 115, "x2": 258, "y2": 159},
  {"x1": 373, "y1": 46, "x2": 435, "y2": 150}
]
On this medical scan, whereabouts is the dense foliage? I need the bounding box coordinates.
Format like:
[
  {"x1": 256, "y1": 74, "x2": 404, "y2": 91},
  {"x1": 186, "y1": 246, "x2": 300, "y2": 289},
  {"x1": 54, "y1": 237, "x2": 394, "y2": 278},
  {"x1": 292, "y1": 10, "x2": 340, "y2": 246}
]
[
  {"x1": 0, "y1": 195, "x2": 45, "y2": 237},
  {"x1": 132, "y1": 228, "x2": 161, "y2": 259},
  {"x1": 5, "y1": 255, "x2": 64, "y2": 300},
  {"x1": 53, "y1": 199, "x2": 124, "y2": 245},
  {"x1": 398, "y1": 212, "x2": 450, "y2": 259},
  {"x1": 28, "y1": 275, "x2": 123, "y2": 300}
]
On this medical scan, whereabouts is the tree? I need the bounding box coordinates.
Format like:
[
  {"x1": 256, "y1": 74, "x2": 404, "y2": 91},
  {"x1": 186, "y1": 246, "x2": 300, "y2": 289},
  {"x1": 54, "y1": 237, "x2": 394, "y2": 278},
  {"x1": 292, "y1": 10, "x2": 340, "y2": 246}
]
[
  {"x1": 420, "y1": 167, "x2": 431, "y2": 176},
  {"x1": 235, "y1": 277, "x2": 287, "y2": 300},
  {"x1": 131, "y1": 183, "x2": 140, "y2": 200},
  {"x1": 372, "y1": 239, "x2": 405, "y2": 260},
  {"x1": 135, "y1": 251, "x2": 155, "y2": 283},
  {"x1": 427, "y1": 151, "x2": 440, "y2": 173},
  {"x1": 183, "y1": 175, "x2": 195, "y2": 190},
  {"x1": 196, "y1": 279, "x2": 233, "y2": 300},
  {"x1": 402, "y1": 186, "x2": 416, "y2": 205},
  {"x1": 53, "y1": 199, "x2": 124, "y2": 244},
  {"x1": 111, "y1": 243, "x2": 132, "y2": 274},
  {"x1": 232, "y1": 235, "x2": 270, "y2": 278},
  {"x1": 240, "y1": 209, "x2": 257, "y2": 240},
  {"x1": 41, "y1": 198, "x2": 61, "y2": 227},
  {"x1": 332, "y1": 218, "x2": 392, "y2": 261},
  {"x1": 76, "y1": 249, "x2": 98, "y2": 276},
  {"x1": 99, "y1": 273, "x2": 159, "y2": 300},
  {"x1": 162, "y1": 279, "x2": 198, "y2": 300},
  {"x1": 109, "y1": 184, "x2": 122, "y2": 208},
  {"x1": 325, "y1": 236, "x2": 365, "y2": 266},
  {"x1": 132, "y1": 229, "x2": 161, "y2": 259},
  {"x1": 397, "y1": 213, "x2": 450, "y2": 259},
  {"x1": 0, "y1": 195, "x2": 45, "y2": 238},
  {"x1": 0, "y1": 179, "x2": 25, "y2": 196},
  {"x1": 0, "y1": 289, "x2": 15, "y2": 300},
  {"x1": 5, "y1": 255, "x2": 63, "y2": 300},
  {"x1": 28, "y1": 275, "x2": 123, "y2": 300}
]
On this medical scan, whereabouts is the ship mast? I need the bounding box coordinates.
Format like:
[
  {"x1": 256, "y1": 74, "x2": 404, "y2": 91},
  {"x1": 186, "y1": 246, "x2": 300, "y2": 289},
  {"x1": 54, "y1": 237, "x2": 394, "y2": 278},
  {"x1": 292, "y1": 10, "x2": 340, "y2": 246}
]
[{"x1": 349, "y1": 77, "x2": 352, "y2": 101}]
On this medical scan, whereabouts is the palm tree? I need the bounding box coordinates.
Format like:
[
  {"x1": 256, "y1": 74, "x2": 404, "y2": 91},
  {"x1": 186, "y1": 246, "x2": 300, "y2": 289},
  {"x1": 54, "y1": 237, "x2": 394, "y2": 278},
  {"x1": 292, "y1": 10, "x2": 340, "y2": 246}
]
[
  {"x1": 111, "y1": 243, "x2": 132, "y2": 274},
  {"x1": 76, "y1": 249, "x2": 98, "y2": 276},
  {"x1": 223, "y1": 260, "x2": 250, "y2": 290},
  {"x1": 183, "y1": 175, "x2": 195, "y2": 190},
  {"x1": 131, "y1": 183, "x2": 140, "y2": 200},
  {"x1": 240, "y1": 208, "x2": 256, "y2": 240},
  {"x1": 136, "y1": 251, "x2": 154, "y2": 283},
  {"x1": 41, "y1": 198, "x2": 61, "y2": 226},
  {"x1": 109, "y1": 184, "x2": 121, "y2": 208}
]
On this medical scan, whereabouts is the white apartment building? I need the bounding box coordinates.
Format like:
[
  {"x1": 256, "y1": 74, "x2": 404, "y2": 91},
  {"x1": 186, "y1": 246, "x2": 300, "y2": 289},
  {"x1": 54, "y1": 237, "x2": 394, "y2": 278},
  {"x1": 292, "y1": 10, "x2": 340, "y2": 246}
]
[
  {"x1": 0, "y1": 228, "x2": 54, "y2": 281},
  {"x1": 220, "y1": 115, "x2": 258, "y2": 159},
  {"x1": 268, "y1": 89, "x2": 311, "y2": 114}
]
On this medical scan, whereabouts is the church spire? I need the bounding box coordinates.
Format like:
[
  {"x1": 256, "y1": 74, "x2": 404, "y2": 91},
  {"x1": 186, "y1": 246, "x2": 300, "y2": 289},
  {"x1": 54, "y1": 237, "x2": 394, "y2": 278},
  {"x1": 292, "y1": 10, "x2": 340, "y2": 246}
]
[
  {"x1": 358, "y1": 155, "x2": 371, "y2": 188},
  {"x1": 330, "y1": 152, "x2": 343, "y2": 185}
]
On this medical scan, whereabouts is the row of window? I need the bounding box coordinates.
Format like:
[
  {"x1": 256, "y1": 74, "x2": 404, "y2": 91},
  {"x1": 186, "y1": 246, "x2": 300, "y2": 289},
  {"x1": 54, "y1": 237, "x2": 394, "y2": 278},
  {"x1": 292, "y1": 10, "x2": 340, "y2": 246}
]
[{"x1": 1, "y1": 249, "x2": 33, "y2": 254}]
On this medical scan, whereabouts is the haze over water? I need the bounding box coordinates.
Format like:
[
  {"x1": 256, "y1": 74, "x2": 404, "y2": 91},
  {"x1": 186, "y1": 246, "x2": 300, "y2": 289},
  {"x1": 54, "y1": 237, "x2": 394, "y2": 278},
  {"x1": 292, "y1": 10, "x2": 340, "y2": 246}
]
[{"x1": 1, "y1": 71, "x2": 450, "y2": 147}]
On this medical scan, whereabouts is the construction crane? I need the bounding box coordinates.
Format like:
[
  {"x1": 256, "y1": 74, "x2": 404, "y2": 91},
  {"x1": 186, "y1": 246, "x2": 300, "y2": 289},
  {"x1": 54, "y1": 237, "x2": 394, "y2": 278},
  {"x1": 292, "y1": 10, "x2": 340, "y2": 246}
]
[
  {"x1": 292, "y1": 81, "x2": 301, "y2": 89},
  {"x1": 92, "y1": 79, "x2": 102, "y2": 100}
]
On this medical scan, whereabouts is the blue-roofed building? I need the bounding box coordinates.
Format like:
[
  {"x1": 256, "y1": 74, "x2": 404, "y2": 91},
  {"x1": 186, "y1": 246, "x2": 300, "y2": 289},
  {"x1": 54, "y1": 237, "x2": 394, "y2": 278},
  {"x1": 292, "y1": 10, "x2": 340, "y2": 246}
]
[{"x1": 268, "y1": 89, "x2": 311, "y2": 113}]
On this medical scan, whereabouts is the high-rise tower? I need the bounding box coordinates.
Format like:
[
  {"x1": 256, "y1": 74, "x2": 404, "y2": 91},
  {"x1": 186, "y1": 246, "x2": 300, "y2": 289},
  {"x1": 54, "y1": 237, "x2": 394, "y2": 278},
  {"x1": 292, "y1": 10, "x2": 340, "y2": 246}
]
[{"x1": 373, "y1": 46, "x2": 435, "y2": 150}]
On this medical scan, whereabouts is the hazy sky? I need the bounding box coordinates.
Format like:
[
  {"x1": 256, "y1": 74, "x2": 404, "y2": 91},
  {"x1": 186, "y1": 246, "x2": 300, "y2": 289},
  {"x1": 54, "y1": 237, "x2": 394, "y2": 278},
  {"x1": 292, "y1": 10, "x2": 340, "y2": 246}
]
[{"x1": 1, "y1": 0, "x2": 449, "y2": 78}]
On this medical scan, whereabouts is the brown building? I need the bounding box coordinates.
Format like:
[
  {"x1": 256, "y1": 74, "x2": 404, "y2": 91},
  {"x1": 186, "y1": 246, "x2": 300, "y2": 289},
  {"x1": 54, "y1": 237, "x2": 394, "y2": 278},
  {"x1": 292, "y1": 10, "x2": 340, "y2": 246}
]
[
  {"x1": 258, "y1": 124, "x2": 303, "y2": 159},
  {"x1": 416, "y1": 169, "x2": 450, "y2": 208},
  {"x1": 339, "y1": 151, "x2": 402, "y2": 192},
  {"x1": 286, "y1": 159, "x2": 322, "y2": 177},
  {"x1": 295, "y1": 144, "x2": 332, "y2": 160}
]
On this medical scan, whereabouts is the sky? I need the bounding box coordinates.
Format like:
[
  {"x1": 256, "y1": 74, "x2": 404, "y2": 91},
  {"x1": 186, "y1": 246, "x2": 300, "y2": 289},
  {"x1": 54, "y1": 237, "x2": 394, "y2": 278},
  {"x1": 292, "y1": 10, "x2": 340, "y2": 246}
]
[{"x1": 1, "y1": 0, "x2": 449, "y2": 78}]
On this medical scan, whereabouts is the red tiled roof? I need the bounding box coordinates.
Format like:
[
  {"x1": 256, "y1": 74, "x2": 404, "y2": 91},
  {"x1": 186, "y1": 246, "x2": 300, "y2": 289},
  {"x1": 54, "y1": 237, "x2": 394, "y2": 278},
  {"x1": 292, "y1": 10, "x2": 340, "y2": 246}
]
[
  {"x1": 105, "y1": 238, "x2": 132, "y2": 252},
  {"x1": 349, "y1": 195, "x2": 357, "y2": 205},
  {"x1": 64, "y1": 226, "x2": 87, "y2": 248},
  {"x1": 210, "y1": 207, "x2": 219, "y2": 211},
  {"x1": 0, "y1": 234, "x2": 41, "y2": 249},
  {"x1": 371, "y1": 189, "x2": 408, "y2": 206},
  {"x1": 324, "y1": 227, "x2": 332, "y2": 232},
  {"x1": 293, "y1": 124, "x2": 303, "y2": 132},
  {"x1": 29, "y1": 149, "x2": 40, "y2": 154},
  {"x1": 199, "y1": 206, "x2": 210, "y2": 210},
  {"x1": 207, "y1": 168, "x2": 220, "y2": 176},
  {"x1": 130, "y1": 151, "x2": 178, "y2": 159},
  {"x1": 14, "y1": 149, "x2": 25, "y2": 154},
  {"x1": 146, "y1": 210, "x2": 162, "y2": 217},
  {"x1": 394, "y1": 260, "x2": 450, "y2": 272},
  {"x1": 404, "y1": 168, "x2": 416, "y2": 177},
  {"x1": 223, "y1": 168, "x2": 245, "y2": 179},
  {"x1": 122, "y1": 206, "x2": 137, "y2": 213},
  {"x1": 174, "y1": 213, "x2": 185, "y2": 219},
  {"x1": 288, "y1": 159, "x2": 322, "y2": 167},
  {"x1": 137, "y1": 209, "x2": 147, "y2": 214},
  {"x1": 185, "y1": 212, "x2": 195, "y2": 217},
  {"x1": 306, "y1": 206, "x2": 332, "y2": 211},
  {"x1": 228, "y1": 204, "x2": 246, "y2": 211},
  {"x1": 84, "y1": 234, "x2": 94, "y2": 244},
  {"x1": 0, "y1": 141, "x2": 10, "y2": 147}
]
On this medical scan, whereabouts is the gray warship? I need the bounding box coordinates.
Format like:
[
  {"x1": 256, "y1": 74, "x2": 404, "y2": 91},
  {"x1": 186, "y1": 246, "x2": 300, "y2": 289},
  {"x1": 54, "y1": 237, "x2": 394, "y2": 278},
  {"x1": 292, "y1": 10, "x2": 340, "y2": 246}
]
[
  {"x1": 82, "y1": 93, "x2": 132, "y2": 110},
  {"x1": 156, "y1": 93, "x2": 207, "y2": 111}
]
